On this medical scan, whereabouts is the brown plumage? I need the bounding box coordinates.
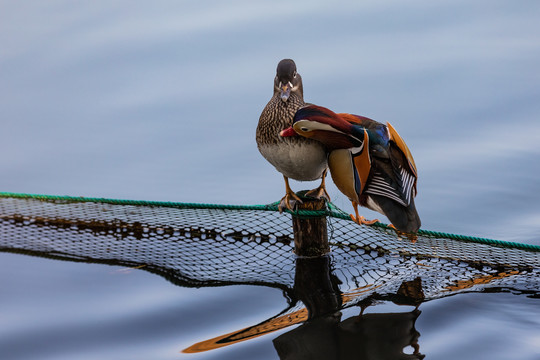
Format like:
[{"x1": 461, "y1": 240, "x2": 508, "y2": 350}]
[{"x1": 256, "y1": 59, "x2": 329, "y2": 211}]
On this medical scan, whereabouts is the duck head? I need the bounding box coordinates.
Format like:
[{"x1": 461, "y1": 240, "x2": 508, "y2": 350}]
[
  {"x1": 274, "y1": 59, "x2": 303, "y2": 102},
  {"x1": 280, "y1": 105, "x2": 365, "y2": 150}
]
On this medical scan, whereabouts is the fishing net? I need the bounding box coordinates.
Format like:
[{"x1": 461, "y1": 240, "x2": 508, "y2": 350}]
[{"x1": 1, "y1": 192, "x2": 539, "y2": 351}]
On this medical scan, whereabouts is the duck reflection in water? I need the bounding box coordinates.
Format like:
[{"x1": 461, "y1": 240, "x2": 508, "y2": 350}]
[
  {"x1": 184, "y1": 254, "x2": 425, "y2": 358},
  {"x1": 273, "y1": 256, "x2": 424, "y2": 360}
]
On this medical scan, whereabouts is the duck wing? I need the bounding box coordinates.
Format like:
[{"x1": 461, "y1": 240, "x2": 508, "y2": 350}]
[
  {"x1": 364, "y1": 137, "x2": 417, "y2": 207},
  {"x1": 338, "y1": 113, "x2": 418, "y2": 206}
]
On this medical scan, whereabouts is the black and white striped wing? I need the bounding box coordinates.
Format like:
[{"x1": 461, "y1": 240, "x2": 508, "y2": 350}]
[{"x1": 364, "y1": 162, "x2": 416, "y2": 207}]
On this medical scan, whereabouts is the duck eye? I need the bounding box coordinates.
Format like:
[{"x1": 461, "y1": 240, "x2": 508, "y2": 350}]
[{"x1": 293, "y1": 71, "x2": 297, "y2": 78}]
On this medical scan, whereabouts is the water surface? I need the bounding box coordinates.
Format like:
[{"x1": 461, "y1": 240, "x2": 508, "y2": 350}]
[{"x1": 1, "y1": 1, "x2": 540, "y2": 359}]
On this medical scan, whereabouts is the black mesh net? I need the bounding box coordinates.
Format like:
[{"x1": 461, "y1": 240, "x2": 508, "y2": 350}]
[
  {"x1": 1, "y1": 195, "x2": 538, "y2": 295},
  {"x1": 1, "y1": 195, "x2": 539, "y2": 351}
]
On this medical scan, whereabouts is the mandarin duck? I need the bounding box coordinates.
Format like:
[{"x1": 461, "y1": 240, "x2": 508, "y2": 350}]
[
  {"x1": 256, "y1": 59, "x2": 329, "y2": 211},
  {"x1": 280, "y1": 105, "x2": 421, "y2": 234}
]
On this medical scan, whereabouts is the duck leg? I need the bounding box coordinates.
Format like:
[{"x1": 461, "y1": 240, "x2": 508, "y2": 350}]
[
  {"x1": 305, "y1": 169, "x2": 331, "y2": 201},
  {"x1": 350, "y1": 201, "x2": 379, "y2": 225},
  {"x1": 278, "y1": 175, "x2": 303, "y2": 212}
]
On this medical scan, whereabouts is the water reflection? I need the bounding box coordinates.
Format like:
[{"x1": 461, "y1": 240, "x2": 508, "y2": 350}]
[
  {"x1": 0, "y1": 195, "x2": 538, "y2": 358},
  {"x1": 274, "y1": 310, "x2": 422, "y2": 360},
  {"x1": 293, "y1": 256, "x2": 341, "y2": 318},
  {"x1": 273, "y1": 257, "x2": 424, "y2": 360},
  {"x1": 183, "y1": 256, "x2": 426, "y2": 358}
]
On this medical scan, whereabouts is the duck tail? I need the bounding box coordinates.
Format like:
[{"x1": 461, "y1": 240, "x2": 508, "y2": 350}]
[{"x1": 371, "y1": 194, "x2": 421, "y2": 233}]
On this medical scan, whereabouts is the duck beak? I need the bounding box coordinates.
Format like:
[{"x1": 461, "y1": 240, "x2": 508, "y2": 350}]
[
  {"x1": 280, "y1": 126, "x2": 297, "y2": 137},
  {"x1": 280, "y1": 82, "x2": 292, "y2": 102}
]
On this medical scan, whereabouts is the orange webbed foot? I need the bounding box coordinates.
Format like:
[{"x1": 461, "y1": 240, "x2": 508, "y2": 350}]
[
  {"x1": 278, "y1": 191, "x2": 303, "y2": 213},
  {"x1": 349, "y1": 201, "x2": 379, "y2": 226},
  {"x1": 388, "y1": 224, "x2": 418, "y2": 243},
  {"x1": 279, "y1": 175, "x2": 303, "y2": 213},
  {"x1": 350, "y1": 214, "x2": 379, "y2": 226},
  {"x1": 304, "y1": 185, "x2": 330, "y2": 202}
]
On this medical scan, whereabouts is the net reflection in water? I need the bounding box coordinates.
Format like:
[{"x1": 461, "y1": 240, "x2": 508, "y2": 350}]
[{"x1": 1, "y1": 194, "x2": 539, "y2": 355}]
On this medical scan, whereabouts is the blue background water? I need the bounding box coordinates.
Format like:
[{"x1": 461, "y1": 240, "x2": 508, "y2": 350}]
[{"x1": 1, "y1": 1, "x2": 539, "y2": 359}]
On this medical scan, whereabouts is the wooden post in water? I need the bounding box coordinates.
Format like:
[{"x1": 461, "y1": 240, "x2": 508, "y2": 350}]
[{"x1": 292, "y1": 193, "x2": 329, "y2": 257}]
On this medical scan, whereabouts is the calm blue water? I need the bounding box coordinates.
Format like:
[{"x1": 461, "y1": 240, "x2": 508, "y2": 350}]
[{"x1": 1, "y1": 1, "x2": 540, "y2": 359}]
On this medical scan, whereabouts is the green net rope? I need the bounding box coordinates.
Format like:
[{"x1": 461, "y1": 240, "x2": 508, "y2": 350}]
[
  {"x1": 1, "y1": 189, "x2": 539, "y2": 310},
  {"x1": 1, "y1": 191, "x2": 538, "y2": 252}
]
